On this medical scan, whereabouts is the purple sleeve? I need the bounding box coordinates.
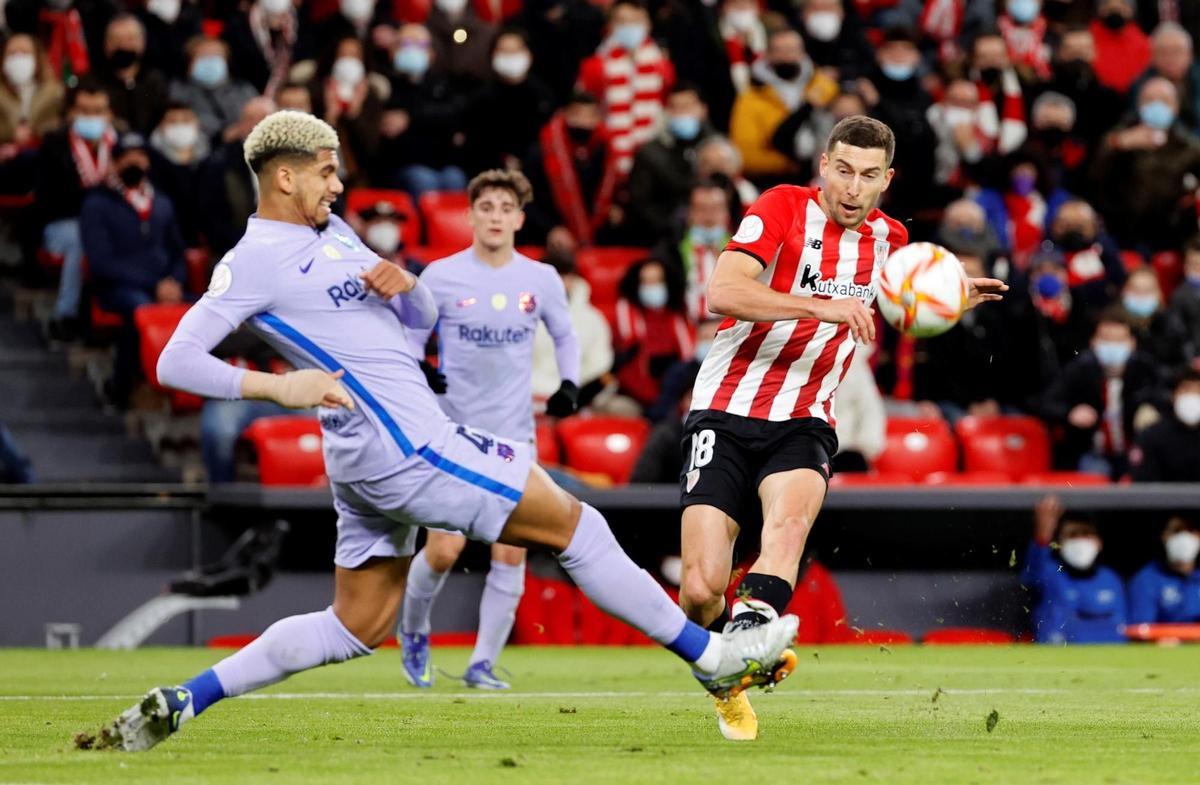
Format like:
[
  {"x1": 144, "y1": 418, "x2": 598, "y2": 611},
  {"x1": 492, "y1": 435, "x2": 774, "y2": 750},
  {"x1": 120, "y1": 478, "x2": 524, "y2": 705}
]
[
  {"x1": 388, "y1": 277, "x2": 438, "y2": 330},
  {"x1": 542, "y1": 268, "x2": 580, "y2": 385},
  {"x1": 157, "y1": 304, "x2": 248, "y2": 400}
]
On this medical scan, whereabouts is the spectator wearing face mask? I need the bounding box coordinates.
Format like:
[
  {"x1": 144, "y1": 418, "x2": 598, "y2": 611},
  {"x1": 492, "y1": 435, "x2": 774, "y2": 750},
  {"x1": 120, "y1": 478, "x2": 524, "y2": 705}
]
[
  {"x1": 935, "y1": 198, "x2": 1004, "y2": 262},
  {"x1": 1093, "y1": 77, "x2": 1200, "y2": 253},
  {"x1": 171, "y1": 37, "x2": 258, "y2": 145},
  {"x1": 425, "y1": 0, "x2": 499, "y2": 87},
  {"x1": 1131, "y1": 370, "x2": 1200, "y2": 482},
  {"x1": 1023, "y1": 91, "x2": 1091, "y2": 197},
  {"x1": 355, "y1": 200, "x2": 424, "y2": 274},
  {"x1": 729, "y1": 26, "x2": 836, "y2": 186},
  {"x1": 1010, "y1": 250, "x2": 1094, "y2": 393},
  {"x1": 223, "y1": 0, "x2": 300, "y2": 94},
  {"x1": 1128, "y1": 516, "x2": 1200, "y2": 622},
  {"x1": 612, "y1": 257, "x2": 694, "y2": 409},
  {"x1": 927, "y1": 78, "x2": 999, "y2": 189},
  {"x1": 1090, "y1": 0, "x2": 1151, "y2": 94},
  {"x1": 1036, "y1": 27, "x2": 1124, "y2": 150},
  {"x1": 976, "y1": 152, "x2": 1066, "y2": 269},
  {"x1": 575, "y1": 0, "x2": 675, "y2": 177},
  {"x1": 1130, "y1": 23, "x2": 1200, "y2": 135},
  {"x1": 196, "y1": 96, "x2": 275, "y2": 256},
  {"x1": 464, "y1": 29, "x2": 555, "y2": 172},
  {"x1": 96, "y1": 14, "x2": 169, "y2": 135},
  {"x1": 627, "y1": 83, "x2": 715, "y2": 245},
  {"x1": 36, "y1": 78, "x2": 117, "y2": 341},
  {"x1": 147, "y1": 103, "x2": 207, "y2": 248},
  {"x1": 0, "y1": 34, "x2": 63, "y2": 194},
  {"x1": 522, "y1": 91, "x2": 622, "y2": 246},
  {"x1": 967, "y1": 32, "x2": 1027, "y2": 155},
  {"x1": 1169, "y1": 236, "x2": 1200, "y2": 349},
  {"x1": 1118, "y1": 268, "x2": 1193, "y2": 369},
  {"x1": 82, "y1": 132, "x2": 186, "y2": 407},
  {"x1": 997, "y1": 0, "x2": 1051, "y2": 82},
  {"x1": 381, "y1": 23, "x2": 469, "y2": 199},
  {"x1": 799, "y1": 0, "x2": 875, "y2": 82},
  {"x1": 1040, "y1": 308, "x2": 1165, "y2": 477},
  {"x1": 655, "y1": 180, "x2": 730, "y2": 325},
  {"x1": 134, "y1": 0, "x2": 202, "y2": 80},
  {"x1": 1043, "y1": 198, "x2": 1124, "y2": 315},
  {"x1": 1023, "y1": 496, "x2": 1127, "y2": 644},
  {"x1": 308, "y1": 36, "x2": 384, "y2": 188}
]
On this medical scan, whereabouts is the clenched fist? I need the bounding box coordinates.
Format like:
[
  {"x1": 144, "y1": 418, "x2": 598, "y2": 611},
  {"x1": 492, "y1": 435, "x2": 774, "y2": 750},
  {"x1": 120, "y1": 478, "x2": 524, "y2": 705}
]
[{"x1": 359, "y1": 260, "x2": 416, "y2": 299}]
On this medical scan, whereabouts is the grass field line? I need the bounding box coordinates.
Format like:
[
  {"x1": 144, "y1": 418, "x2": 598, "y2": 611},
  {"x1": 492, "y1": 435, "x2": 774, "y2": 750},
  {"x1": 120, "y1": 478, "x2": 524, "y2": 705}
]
[{"x1": 3, "y1": 686, "x2": 1199, "y2": 702}]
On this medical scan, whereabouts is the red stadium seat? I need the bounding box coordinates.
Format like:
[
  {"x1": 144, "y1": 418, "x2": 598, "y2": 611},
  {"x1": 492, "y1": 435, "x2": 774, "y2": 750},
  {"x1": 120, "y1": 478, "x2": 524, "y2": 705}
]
[
  {"x1": 874, "y1": 417, "x2": 957, "y2": 481},
  {"x1": 200, "y1": 18, "x2": 225, "y2": 37},
  {"x1": 847, "y1": 629, "x2": 913, "y2": 645},
  {"x1": 90, "y1": 298, "x2": 123, "y2": 330},
  {"x1": 922, "y1": 471, "x2": 1011, "y2": 486},
  {"x1": 185, "y1": 247, "x2": 212, "y2": 295},
  {"x1": 37, "y1": 248, "x2": 64, "y2": 270},
  {"x1": 1021, "y1": 471, "x2": 1110, "y2": 486},
  {"x1": 406, "y1": 245, "x2": 462, "y2": 264},
  {"x1": 345, "y1": 188, "x2": 422, "y2": 242},
  {"x1": 574, "y1": 247, "x2": 647, "y2": 306},
  {"x1": 512, "y1": 573, "x2": 576, "y2": 645},
  {"x1": 955, "y1": 415, "x2": 1051, "y2": 479},
  {"x1": 241, "y1": 416, "x2": 327, "y2": 486},
  {"x1": 515, "y1": 245, "x2": 545, "y2": 260},
  {"x1": 418, "y1": 191, "x2": 472, "y2": 247},
  {"x1": 535, "y1": 418, "x2": 560, "y2": 465},
  {"x1": 828, "y1": 471, "x2": 915, "y2": 486},
  {"x1": 922, "y1": 627, "x2": 1015, "y2": 645},
  {"x1": 133, "y1": 303, "x2": 193, "y2": 390},
  {"x1": 556, "y1": 415, "x2": 650, "y2": 484}
]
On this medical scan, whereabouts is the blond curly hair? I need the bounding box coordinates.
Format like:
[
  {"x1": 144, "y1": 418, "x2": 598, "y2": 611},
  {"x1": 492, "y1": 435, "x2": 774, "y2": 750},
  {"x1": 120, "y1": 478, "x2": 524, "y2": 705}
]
[{"x1": 243, "y1": 110, "x2": 340, "y2": 174}]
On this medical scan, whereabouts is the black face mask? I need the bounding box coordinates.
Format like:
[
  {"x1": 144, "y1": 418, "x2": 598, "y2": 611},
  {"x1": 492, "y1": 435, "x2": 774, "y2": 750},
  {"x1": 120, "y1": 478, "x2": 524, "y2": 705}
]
[
  {"x1": 978, "y1": 66, "x2": 1002, "y2": 85},
  {"x1": 118, "y1": 164, "x2": 146, "y2": 187},
  {"x1": 1035, "y1": 127, "x2": 1068, "y2": 148},
  {"x1": 109, "y1": 47, "x2": 140, "y2": 69},
  {"x1": 1055, "y1": 229, "x2": 1093, "y2": 251},
  {"x1": 1053, "y1": 59, "x2": 1092, "y2": 86},
  {"x1": 565, "y1": 125, "x2": 593, "y2": 145},
  {"x1": 1102, "y1": 11, "x2": 1127, "y2": 29},
  {"x1": 772, "y1": 62, "x2": 802, "y2": 81}
]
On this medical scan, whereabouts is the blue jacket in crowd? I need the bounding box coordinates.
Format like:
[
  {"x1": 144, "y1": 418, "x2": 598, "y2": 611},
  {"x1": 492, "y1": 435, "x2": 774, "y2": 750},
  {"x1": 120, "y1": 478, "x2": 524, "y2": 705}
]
[
  {"x1": 80, "y1": 186, "x2": 186, "y2": 297},
  {"x1": 1022, "y1": 542, "x2": 1127, "y2": 644},
  {"x1": 1127, "y1": 562, "x2": 1200, "y2": 624}
]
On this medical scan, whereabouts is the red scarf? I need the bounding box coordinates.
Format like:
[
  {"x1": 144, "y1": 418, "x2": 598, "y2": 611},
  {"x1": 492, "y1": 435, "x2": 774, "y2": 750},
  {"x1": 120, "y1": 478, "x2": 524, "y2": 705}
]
[
  {"x1": 1004, "y1": 190, "x2": 1045, "y2": 261},
  {"x1": 109, "y1": 170, "x2": 155, "y2": 221},
  {"x1": 1065, "y1": 244, "x2": 1106, "y2": 287},
  {"x1": 69, "y1": 127, "x2": 116, "y2": 188},
  {"x1": 975, "y1": 71, "x2": 1026, "y2": 154},
  {"x1": 920, "y1": 0, "x2": 964, "y2": 62},
  {"x1": 998, "y1": 15, "x2": 1050, "y2": 80},
  {"x1": 38, "y1": 8, "x2": 89, "y2": 81},
  {"x1": 539, "y1": 113, "x2": 619, "y2": 248}
]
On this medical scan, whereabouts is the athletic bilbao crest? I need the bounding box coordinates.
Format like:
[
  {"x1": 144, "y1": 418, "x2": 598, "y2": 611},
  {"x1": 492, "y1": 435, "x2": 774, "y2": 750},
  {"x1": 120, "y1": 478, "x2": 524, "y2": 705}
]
[
  {"x1": 875, "y1": 240, "x2": 890, "y2": 264},
  {"x1": 519, "y1": 292, "x2": 537, "y2": 314},
  {"x1": 686, "y1": 469, "x2": 700, "y2": 492}
]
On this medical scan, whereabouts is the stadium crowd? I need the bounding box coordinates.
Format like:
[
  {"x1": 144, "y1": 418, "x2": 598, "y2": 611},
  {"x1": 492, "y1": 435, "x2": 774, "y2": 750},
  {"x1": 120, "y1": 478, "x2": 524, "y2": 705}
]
[{"x1": 0, "y1": 0, "x2": 1198, "y2": 639}]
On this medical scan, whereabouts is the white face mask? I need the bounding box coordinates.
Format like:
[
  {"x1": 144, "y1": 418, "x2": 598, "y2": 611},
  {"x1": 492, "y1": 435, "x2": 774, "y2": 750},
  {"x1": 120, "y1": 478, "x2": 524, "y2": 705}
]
[
  {"x1": 942, "y1": 105, "x2": 974, "y2": 128},
  {"x1": 259, "y1": 0, "x2": 292, "y2": 16},
  {"x1": 365, "y1": 221, "x2": 401, "y2": 255},
  {"x1": 436, "y1": 0, "x2": 468, "y2": 15},
  {"x1": 147, "y1": 0, "x2": 181, "y2": 23},
  {"x1": 332, "y1": 56, "x2": 365, "y2": 87},
  {"x1": 162, "y1": 121, "x2": 199, "y2": 150},
  {"x1": 340, "y1": 0, "x2": 374, "y2": 22},
  {"x1": 3, "y1": 53, "x2": 36, "y2": 87},
  {"x1": 1059, "y1": 537, "x2": 1100, "y2": 570},
  {"x1": 1165, "y1": 531, "x2": 1200, "y2": 565},
  {"x1": 805, "y1": 11, "x2": 842, "y2": 42},
  {"x1": 492, "y1": 51, "x2": 531, "y2": 81},
  {"x1": 1174, "y1": 392, "x2": 1200, "y2": 426},
  {"x1": 724, "y1": 8, "x2": 758, "y2": 32}
]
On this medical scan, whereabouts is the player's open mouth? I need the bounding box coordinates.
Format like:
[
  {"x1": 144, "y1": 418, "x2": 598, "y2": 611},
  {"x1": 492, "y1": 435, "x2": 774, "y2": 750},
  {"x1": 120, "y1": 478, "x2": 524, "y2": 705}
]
[{"x1": 840, "y1": 202, "x2": 860, "y2": 214}]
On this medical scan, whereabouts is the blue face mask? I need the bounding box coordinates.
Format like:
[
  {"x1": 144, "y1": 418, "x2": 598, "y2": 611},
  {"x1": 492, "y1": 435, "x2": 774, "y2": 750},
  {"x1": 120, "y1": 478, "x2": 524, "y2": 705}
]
[
  {"x1": 1008, "y1": 0, "x2": 1040, "y2": 23},
  {"x1": 72, "y1": 115, "x2": 108, "y2": 141},
  {"x1": 667, "y1": 114, "x2": 701, "y2": 141},
  {"x1": 1034, "y1": 272, "x2": 1063, "y2": 299},
  {"x1": 688, "y1": 225, "x2": 726, "y2": 247},
  {"x1": 611, "y1": 23, "x2": 648, "y2": 51},
  {"x1": 1123, "y1": 293, "x2": 1159, "y2": 318},
  {"x1": 393, "y1": 46, "x2": 430, "y2": 76},
  {"x1": 1187, "y1": 273, "x2": 1200, "y2": 287},
  {"x1": 1094, "y1": 340, "x2": 1132, "y2": 369},
  {"x1": 1139, "y1": 100, "x2": 1175, "y2": 130},
  {"x1": 190, "y1": 55, "x2": 228, "y2": 87},
  {"x1": 881, "y1": 61, "x2": 915, "y2": 81},
  {"x1": 639, "y1": 283, "x2": 668, "y2": 309}
]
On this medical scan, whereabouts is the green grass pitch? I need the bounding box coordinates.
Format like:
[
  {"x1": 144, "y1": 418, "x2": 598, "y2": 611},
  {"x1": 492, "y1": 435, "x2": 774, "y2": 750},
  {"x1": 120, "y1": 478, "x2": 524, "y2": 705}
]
[{"x1": 1, "y1": 645, "x2": 1197, "y2": 784}]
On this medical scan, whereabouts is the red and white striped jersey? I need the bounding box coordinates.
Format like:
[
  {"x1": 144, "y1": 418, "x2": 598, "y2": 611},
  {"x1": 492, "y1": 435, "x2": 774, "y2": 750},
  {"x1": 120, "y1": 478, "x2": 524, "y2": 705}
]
[{"x1": 690, "y1": 185, "x2": 908, "y2": 425}]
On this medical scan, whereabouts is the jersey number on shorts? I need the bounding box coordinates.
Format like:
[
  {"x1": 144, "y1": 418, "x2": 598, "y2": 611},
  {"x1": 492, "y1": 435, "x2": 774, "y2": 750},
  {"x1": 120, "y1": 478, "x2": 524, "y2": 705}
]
[
  {"x1": 689, "y1": 429, "x2": 716, "y2": 471},
  {"x1": 456, "y1": 425, "x2": 495, "y2": 454}
]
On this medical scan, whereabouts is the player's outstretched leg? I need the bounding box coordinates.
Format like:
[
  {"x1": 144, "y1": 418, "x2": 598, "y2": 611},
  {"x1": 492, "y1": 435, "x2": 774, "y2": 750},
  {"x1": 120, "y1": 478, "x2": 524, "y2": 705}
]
[
  {"x1": 398, "y1": 533, "x2": 467, "y2": 688},
  {"x1": 86, "y1": 557, "x2": 409, "y2": 752},
  {"x1": 462, "y1": 543, "x2": 525, "y2": 690},
  {"x1": 499, "y1": 465, "x2": 798, "y2": 696}
]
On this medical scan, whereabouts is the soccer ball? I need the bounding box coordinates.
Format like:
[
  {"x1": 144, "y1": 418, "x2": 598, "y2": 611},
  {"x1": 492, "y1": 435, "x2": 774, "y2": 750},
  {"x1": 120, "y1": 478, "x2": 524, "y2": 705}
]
[{"x1": 876, "y1": 242, "x2": 970, "y2": 338}]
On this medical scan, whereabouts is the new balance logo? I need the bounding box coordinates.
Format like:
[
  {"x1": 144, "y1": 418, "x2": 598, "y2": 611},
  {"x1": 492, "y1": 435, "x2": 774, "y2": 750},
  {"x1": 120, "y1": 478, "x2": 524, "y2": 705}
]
[{"x1": 806, "y1": 237, "x2": 823, "y2": 250}]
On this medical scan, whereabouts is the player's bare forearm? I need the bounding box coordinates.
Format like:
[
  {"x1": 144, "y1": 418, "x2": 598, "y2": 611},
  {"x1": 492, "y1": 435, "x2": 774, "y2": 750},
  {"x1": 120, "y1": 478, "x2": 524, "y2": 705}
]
[{"x1": 706, "y1": 251, "x2": 823, "y2": 322}]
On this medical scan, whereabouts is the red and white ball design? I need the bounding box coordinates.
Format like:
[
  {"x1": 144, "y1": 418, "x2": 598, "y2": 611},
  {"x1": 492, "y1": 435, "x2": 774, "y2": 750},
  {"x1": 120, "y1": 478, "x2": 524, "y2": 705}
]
[{"x1": 877, "y1": 242, "x2": 970, "y2": 338}]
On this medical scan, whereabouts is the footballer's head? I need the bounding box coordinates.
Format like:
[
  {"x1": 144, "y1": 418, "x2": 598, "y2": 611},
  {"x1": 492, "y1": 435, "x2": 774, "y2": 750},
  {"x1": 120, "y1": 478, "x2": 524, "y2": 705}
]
[
  {"x1": 467, "y1": 169, "x2": 532, "y2": 253},
  {"x1": 244, "y1": 110, "x2": 343, "y2": 230},
  {"x1": 819, "y1": 115, "x2": 895, "y2": 230}
]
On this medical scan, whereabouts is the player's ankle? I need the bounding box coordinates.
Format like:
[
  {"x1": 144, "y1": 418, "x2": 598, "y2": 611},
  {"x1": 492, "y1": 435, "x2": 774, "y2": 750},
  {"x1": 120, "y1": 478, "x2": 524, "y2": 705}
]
[{"x1": 731, "y1": 574, "x2": 793, "y2": 627}]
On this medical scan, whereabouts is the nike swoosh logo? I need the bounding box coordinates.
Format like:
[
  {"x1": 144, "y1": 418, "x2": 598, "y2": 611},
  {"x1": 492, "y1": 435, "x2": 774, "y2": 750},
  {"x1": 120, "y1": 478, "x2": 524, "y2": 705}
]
[{"x1": 300, "y1": 258, "x2": 314, "y2": 274}]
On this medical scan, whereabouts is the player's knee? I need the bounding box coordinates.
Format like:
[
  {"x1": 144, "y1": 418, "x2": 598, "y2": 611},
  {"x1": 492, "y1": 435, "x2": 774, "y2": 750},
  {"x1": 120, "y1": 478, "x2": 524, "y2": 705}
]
[
  {"x1": 424, "y1": 540, "x2": 463, "y2": 572},
  {"x1": 680, "y1": 570, "x2": 724, "y2": 614}
]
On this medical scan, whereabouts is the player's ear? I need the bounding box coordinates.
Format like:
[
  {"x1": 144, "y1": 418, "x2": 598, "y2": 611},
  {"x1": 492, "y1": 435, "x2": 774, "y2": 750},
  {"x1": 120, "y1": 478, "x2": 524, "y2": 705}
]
[
  {"x1": 818, "y1": 152, "x2": 828, "y2": 179},
  {"x1": 274, "y1": 163, "x2": 294, "y2": 195},
  {"x1": 515, "y1": 209, "x2": 526, "y2": 231},
  {"x1": 882, "y1": 167, "x2": 895, "y2": 192}
]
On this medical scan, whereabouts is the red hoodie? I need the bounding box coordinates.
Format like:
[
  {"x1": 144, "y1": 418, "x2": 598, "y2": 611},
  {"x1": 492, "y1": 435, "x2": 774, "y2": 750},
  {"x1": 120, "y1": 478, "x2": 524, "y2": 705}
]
[{"x1": 1089, "y1": 19, "x2": 1151, "y2": 94}]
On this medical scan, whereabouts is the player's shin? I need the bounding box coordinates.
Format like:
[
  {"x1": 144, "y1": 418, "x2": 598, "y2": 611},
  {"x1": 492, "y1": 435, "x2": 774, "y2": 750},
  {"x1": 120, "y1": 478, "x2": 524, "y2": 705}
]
[
  {"x1": 401, "y1": 549, "x2": 450, "y2": 636},
  {"x1": 556, "y1": 504, "x2": 722, "y2": 674},
  {"x1": 468, "y1": 559, "x2": 524, "y2": 667}
]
